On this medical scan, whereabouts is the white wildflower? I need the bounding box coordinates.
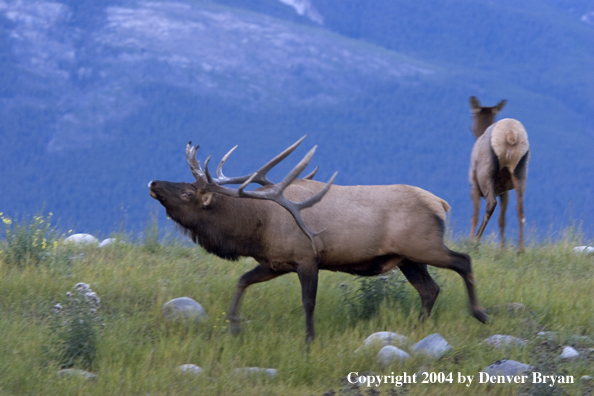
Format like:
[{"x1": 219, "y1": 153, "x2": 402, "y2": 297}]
[
  {"x1": 53, "y1": 303, "x2": 63, "y2": 312},
  {"x1": 74, "y1": 283, "x2": 90, "y2": 294},
  {"x1": 85, "y1": 292, "x2": 100, "y2": 307}
]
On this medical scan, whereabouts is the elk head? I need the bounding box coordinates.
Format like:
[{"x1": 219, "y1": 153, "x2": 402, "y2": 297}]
[
  {"x1": 470, "y1": 96, "x2": 507, "y2": 137},
  {"x1": 149, "y1": 136, "x2": 337, "y2": 255}
]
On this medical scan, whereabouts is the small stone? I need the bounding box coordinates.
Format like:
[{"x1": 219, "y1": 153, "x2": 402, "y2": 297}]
[
  {"x1": 412, "y1": 333, "x2": 450, "y2": 359},
  {"x1": 162, "y1": 297, "x2": 207, "y2": 323},
  {"x1": 65, "y1": 234, "x2": 99, "y2": 246},
  {"x1": 177, "y1": 364, "x2": 203, "y2": 375},
  {"x1": 573, "y1": 246, "x2": 594, "y2": 255},
  {"x1": 536, "y1": 331, "x2": 557, "y2": 342},
  {"x1": 99, "y1": 238, "x2": 116, "y2": 248},
  {"x1": 581, "y1": 375, "x2": 593, "y2": 382},
  {"x1": 559, "y1": 346, "x2": 579, "y2": 360},
  {"x1": 377, "y1": 345, "x2": 410, "y2": 366},
  {"x1": 58, "y1": 369, "x2": 97, "y2": 381},
  {"x1": 362, "y1": 332, "x2": 409, "y2": 349},
  {"x1": 482, "y1": 360, "x2": 533, "y2": 376},
  {"x1": 234, "y1": 367, "x2": 278, "y2": 378},
  {"x1": 484, "y1": 334, "x2": 526, "y2": 348}
]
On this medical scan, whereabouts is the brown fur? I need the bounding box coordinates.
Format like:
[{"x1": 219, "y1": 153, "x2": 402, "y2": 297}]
[
  {"x1": 469, "y1": 96, "x2": 530, "y2": 251},
  {"x1": 149, "y1": 145, "x2": 489, "y2": 342}
]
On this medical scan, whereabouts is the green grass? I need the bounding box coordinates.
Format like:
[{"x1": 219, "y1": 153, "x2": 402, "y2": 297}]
[{"x1": 0, "y1": 235, "x2": 593, "y2": 396}]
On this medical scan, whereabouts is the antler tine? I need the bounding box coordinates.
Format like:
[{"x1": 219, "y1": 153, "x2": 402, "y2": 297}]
[
  {"x1": 303, "y1": 165, "x2": 318, "y2": 180},
  {"x1": 186, "y1": 141, "x2": 206, "y2": 181},
  {"x1": 243, "y1": 135, "x2": 306, "y2": 186},
  {"x1": 215, "y1": 145, "x2": 237, "y2": 179},
  {"x1": 203, "y1": 155, "x2": 214, "y2": 183}
]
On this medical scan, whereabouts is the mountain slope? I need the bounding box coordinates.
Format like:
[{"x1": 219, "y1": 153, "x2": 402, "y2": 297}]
[{"x1": 0, "y1": 0, "x2": 592, "y2": 240}]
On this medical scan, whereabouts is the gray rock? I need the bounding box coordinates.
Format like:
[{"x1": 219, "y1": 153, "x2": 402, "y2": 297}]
[
  {"x1": 581, "y1": 375, "x2": 593, "y2": 382},
  {"x1": 234, "y1": 367, "x2": 278, "y2": 378},
  {"x1": 482, "y1": 360, "x2": 533, "y2": 376},
  {"x1": 99, "y1": 238, "x2": 116, "y2": 248},
  {"x1": 176, "y1": 364, "x2": 203, "y2": 375},
  {"x1": 536, "y1": 331, "x2": 557, "y2": 342},
  {"x1": 362, "y1": 332, "x2": 409, "y2": 349},
  {"x1": 559, "y1": 346, "x2": 579, "y2": 360},
  {"x1": 162, "y1": 297, "x2": 207, "y2": 323},
  {"x1": 573, "y1": 246, "x2": 594, "y2": 255},
  {"x1": 58, "y1": 369, "x2": 97, "y2": 381},
  {"x1": 64, "y1": 233, "x2": 99, "y2": 245},
  {"x1": 484, "y1": 334, "x2": 527, "y2": 348},
  {"x1": 412, "y1": 333, "x2": 450, "y2": 359},
  {"x1": 377, "y1": 345, "x2": 410, "y2": 366}
]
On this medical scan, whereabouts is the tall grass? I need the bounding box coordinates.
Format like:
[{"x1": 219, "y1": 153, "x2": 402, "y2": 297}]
[{"x1": 0, "y1": 219, "x2": 592, "y2": 395}]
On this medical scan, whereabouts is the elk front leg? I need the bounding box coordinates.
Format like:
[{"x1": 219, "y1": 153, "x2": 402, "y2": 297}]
[
  {"x1": 498, "y1": 191, "x2": 509, "y2": 249},
  {"x1": 228, "y1": 264, "x2": 287, "y2": 333},
  {"x1": 297, "y1": 262, "x2": 319, "y2": 343},
  {"x1": 399, "y1": 260, "x2": 440, "y2": 320},
  {"x1": 470, "y1": 182, "x2": 481, "y2": 239}
]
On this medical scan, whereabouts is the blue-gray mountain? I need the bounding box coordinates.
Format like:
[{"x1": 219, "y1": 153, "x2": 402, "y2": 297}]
[{"x1": 0, "y1": 0, "x2": 592, "y2": 239}]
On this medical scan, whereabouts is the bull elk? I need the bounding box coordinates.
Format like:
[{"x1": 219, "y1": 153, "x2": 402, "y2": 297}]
[
  {"x1": 469, "y1": 96, "x2": 530, "y2": 251},
  {"x1": 149, "y1": 137, "x2": 489, "y2": 343}
]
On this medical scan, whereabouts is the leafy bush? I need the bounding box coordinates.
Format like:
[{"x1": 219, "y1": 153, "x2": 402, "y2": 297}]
[
  {"x1": 47, "y1": 283, "x2": 103, "y2": 370},
  {"x1": 0, "y1": 211, "x2": 58, "y2": 267}
]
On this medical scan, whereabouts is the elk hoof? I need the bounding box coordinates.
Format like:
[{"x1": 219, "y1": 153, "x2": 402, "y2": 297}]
[
  {"x1": 473, "y1": 307, "x2": 490, "y2": 324},
  {"x1": 228, "y1": 316, "x2": 242, "y2": 334}
]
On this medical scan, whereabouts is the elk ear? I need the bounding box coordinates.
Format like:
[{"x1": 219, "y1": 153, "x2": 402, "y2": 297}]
[
  {"x1": 470, "y1": 96, "x2": 481, "y2": 113},
  {"x1": 201, "y1": 192, "x2": 214, "y2": 208},
  {"x1": 494, "y1": 99, "x2": 507, "y2": 113}
]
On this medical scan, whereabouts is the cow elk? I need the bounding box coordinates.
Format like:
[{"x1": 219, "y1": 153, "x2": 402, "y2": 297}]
[
  {"x1": 469, "y1": 96, "x2": 530, "y2": 251},
  {"x1": 149, "y1": 136, "x2": 489, "y2": 343}
]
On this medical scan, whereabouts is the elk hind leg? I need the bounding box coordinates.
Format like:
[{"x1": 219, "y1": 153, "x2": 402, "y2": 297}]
[
  {"x1": 228, "y1": 264, "x2": 287, "y2": 333},
  {"x1": 512, "y1": 173, "x2": 527, "y2": 252},
  {"x1": 416, "y1": 246, "x2": 489, "y2": 323},
  {"x1": 498, "y1": 191, "x2": 509, "y2": 249},
  {"x1": 399, "y1": 260, "x2": 440, "y2": 320}
]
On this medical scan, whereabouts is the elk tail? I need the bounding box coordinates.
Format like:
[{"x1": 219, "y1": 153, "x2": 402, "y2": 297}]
[
  {"x1": 505, "y1": 129, "x2": 518, "y2": 162},
  {"x1": 441, "y1": 199, "x2": 451, "y2": 212}
]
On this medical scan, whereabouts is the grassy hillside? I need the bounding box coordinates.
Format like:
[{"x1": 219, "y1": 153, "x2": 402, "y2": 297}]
[{"x1": 1, "y1": 216, "x2": 593, "y2": 395}]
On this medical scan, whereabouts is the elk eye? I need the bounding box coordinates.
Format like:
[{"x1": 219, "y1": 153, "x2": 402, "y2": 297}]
[{"x1": 181, "y1": 190, "x2": 194, "y2": 200}]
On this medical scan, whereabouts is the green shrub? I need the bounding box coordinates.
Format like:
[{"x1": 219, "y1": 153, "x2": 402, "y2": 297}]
[
  {"x1": 0, "y1": 211, "x2": 58, "y2": 267},
  {"x1": 341, "y1": 270, "x2": 408, "y2": 322}
]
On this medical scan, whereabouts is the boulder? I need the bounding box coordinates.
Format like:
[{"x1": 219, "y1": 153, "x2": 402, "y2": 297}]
[
  {"x1": 234, "y1": 367, "x2": 278, "y2": 378},
  {"x1": 177, "y1": 364, "x2": 203, "y2": 375},
  {"x1": 482, "y1": 360, "x2": 533, "y2": 376},
  {"x1": 559, "y1": 346, "x2": 579, "y2": 360},
  {"x1": 412, "y1": 333, "x2": 450, "y2": 359},
  {"x1": 162, "y1": 297, "x2": 207, "y2": 323},
  {"x1": 377, "y1": 345, "x2": 410, "y2": 366},
  {"x1": 362, "y1": 332, "x2": 409, "y2": 349},
  {"x1": 58, "y1": 369, "x2": 97, "y2": 381},
  {"x1": 64, "y1": 234, "x2": 99, "y2": 245},
  {"x1": 484, "y1": 334, "x2": 527, "y2": 348}
]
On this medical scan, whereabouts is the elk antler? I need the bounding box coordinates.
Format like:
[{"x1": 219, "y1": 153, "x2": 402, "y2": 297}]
[
  {"x1": 186, "y1": 142, "x2": 206, "y2": 181},
  {"x1": 185, "y1": 137, "x2": 337, "y2": 255},
  {"x1": 237, "y1": 145, "x2": 337, "y2": 255},
  {"x1": 203, "y1": 136, "x2": 307, "y2": 186}
]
